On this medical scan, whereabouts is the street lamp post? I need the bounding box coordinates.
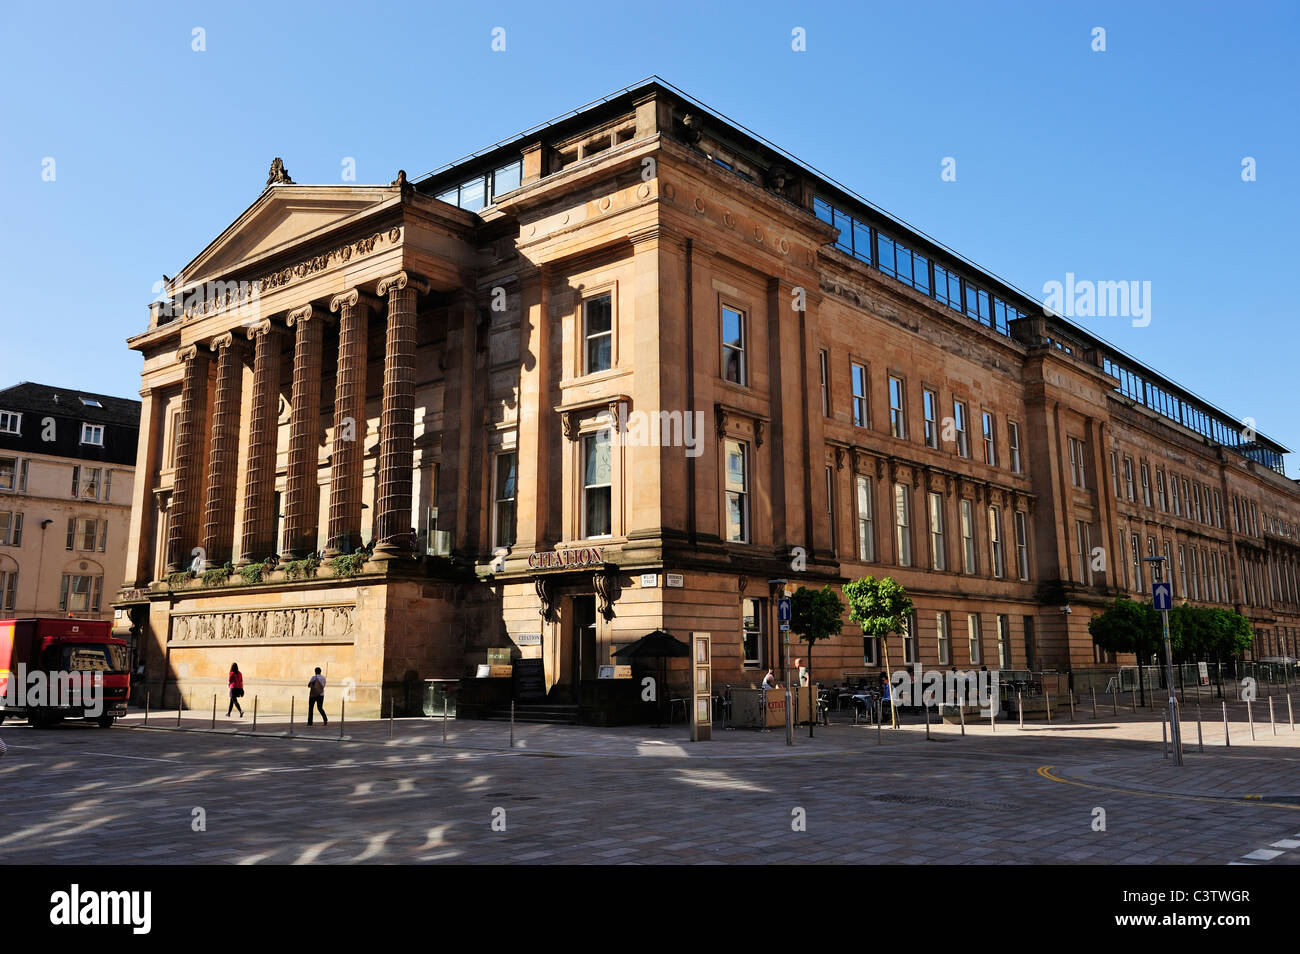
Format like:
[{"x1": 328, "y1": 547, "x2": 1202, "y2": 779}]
[
  {"x1": 770, "y1": 579, "x2": 793, "y2": 746},
  {"x1": 1144, "y1": 556, "x2": 1183, "y2": 766}
]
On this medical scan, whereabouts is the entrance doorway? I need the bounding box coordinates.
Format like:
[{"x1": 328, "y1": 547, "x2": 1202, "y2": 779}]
[{"x1": 572, "y1": 595, "x2": 598, "y2": 686}]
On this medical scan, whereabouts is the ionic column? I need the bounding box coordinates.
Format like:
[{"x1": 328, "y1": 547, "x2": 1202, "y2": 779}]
[
  {"x1": 239, "y1": 318, "x2": 285, "y2": 564},
  {"x1": 372, "y1": 270, "x2": 425, "y2": 558},
  {"x1": 199, "y1": 332, "x2": 244, "y2": 567},
  {"x1": 325, "y1": 289, "x2": 368, "y2": 557},
  {"x1": 282, "y1": 304, "x2": 329, "y2": 559},
  {"x1": 165, "y1": 344, "x2": 211, "y2": 573}
]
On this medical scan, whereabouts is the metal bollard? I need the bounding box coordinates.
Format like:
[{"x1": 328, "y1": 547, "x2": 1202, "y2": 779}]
[
  {"x1": 1091, "y1": 686, "x2": 1097, "y2": 719},
  {"x1": 1248, "y1": 699, "x2": 1255, "y2": 741},
  {"x1": 1162, "y1": 709, "x2": 1169, "y2": 759},
  {"x1": 1270, "y1": 697, "x2": 1276, "y2": 736},
  {"x1": 1289, "y1": 694, "x2": 1295, "y2": 732},
  {"x1": 924, "y1": 702, "x2": 931, "y2": 741},
  {"x1": 176, "y1": 694, "x2": 182, "y2": 727},
  {"x1": 1069, "y1": 691, "x2": 1075, "y2": 722},
  {"x1": 1017, "y1": 690, "x2": 1023, "y2": 730},
  {"x1": 289, "y1": 697, "x2": 294, "y2": 737},
  {"x1": 990, "y1": 701, "x2": 996, "y2": 733},
  {"x1": 442, "y1": 698, "x2": 448, "y2": 744},
  {"x1": 144, "y1": 689, "x2": 150, "y2": 726},
  {"x1": 1131, "y1": 687, "x2": 1137, "y2": 714},
  {"x1": 1223, "y1": 701, "x2": 1230, "y2": 747},
  {"x1": 1112, "y1": 686, "x2": 1118, "y2": 717},
  {"x1": 876, "y1": 701, "x2": 882, "y2": 745},
  {"x1": 959, "y1": 700, "x2": 966, "y2": 736},
  {"x1": 339, "y1": 698, "x2": 345, "y2": 740},
  {"x1": 1046, "y1": 689, "x2": 1053, "y2": 724},
  {"x1": 211, "y1": 694, "x2": 216, "y2": 730},
  {"x1": 252, "y1": 695, "x2": 258, "y2": 732},
  {"x1": 389, "y1": 696, "x2": 395, "y2": 742},
  {"x1": 510, "y1": 701, "x2": 515, "y2": 749},
  {"x1": 1196, "y1": 704, "x2": 1204, "y2": 753}
]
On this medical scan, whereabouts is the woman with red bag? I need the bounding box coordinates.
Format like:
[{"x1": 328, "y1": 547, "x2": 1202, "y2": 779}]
[{"x1": 227, "y1": 663, "x2": 245, "y2": 717}]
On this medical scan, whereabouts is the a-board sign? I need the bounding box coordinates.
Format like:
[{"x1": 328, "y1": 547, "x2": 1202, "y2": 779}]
[{"x1": 513, "y1": 658, "x2": 546, "y2": 701}]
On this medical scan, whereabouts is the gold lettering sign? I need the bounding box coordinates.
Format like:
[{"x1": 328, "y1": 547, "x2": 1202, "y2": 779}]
[{"x1": 527, "y1": 547, "x2": 605, "y2": 570}]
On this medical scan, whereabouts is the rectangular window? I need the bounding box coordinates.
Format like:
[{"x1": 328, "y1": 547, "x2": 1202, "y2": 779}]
[
  {"x1": 928, "y1": 491, "x2": 945, "y2": 571},
  {"x1": 1232, "y1": 496, "x2": 1241, "y2": 532},
  {"x1": 583, "y1": 294, "x2": 613, "y2": 374},
  {"x1": 997, "y1": 615, "x2": 1010, "y2": 668},
  {"x1": 1213, "y1": 491, "x2": 1223, "y2": 528},
  {"x1": 1131, "y1": 532, "x2": 1142, "y2": 592},
  {"x1": 721, "y1": 305, "x2": 746, "y2": 385},
  {"x1": 856, "y1": 475, "x2": 875, "y2": 562},
  {"x1": 1140, "y1": 463, "x2": 1152, "y2": 507},
  {"x1": 819, "y1": 350, "x2": 829, "y2": 416},
  {"x1": 742, "y1": 597, "x2": 765, "y2": 668},
  {"x1": 988, "y1": 506, "x2": 1004, "y2": 579},
  {"x1": 1069, "y1": 438, "x2": 1086, "y2": 488},
  {"x1": 825, "y1": 467, "x2": 836, "y2": 553},
  {"x1": 1075, "y1": 520, "x2": 1092, "y2": 585},
  {"x1": 492, "y1": 452, "x2": 517, "y2": 549},
  {"x1": 862, "y1": 631, "x2": 878, "y2": 666},
  {"x1": 80, "y1": 423, "x2": 104, "y2": 446},
  {"x1": 923, "y1": 389, "x2": 939, "y2": 449},
  {"x1": 0, "y1": 457, "x2": 17, "y2": 492},
  {"x1": 1171, "y1": 475, "x2": 1182, "y2": 516},
  {"x1": 1123, "y1": 457, "x2": 1135, "y2": 501},
  {"x1": 902, "y1": 613, "x2": 917, "y2": 665},
  {"x1": 982, "y1": 412, "x2": 997, "y2": 466},
  {"x1": 967, "y1": 614, "x2": 982, "y2": 666},
  {"x1": 954, "y1": 401, "x2": 969, "y2": 457},
  {"x1": 1015, "y1": 511, "x2": 1030, "y2": 581},
  {"x1": 1178, "y1": 546, "x2": 1187, "y2": 598},
  {"x1": 1110, "y1": 452, "x2": 1120, "y2": 498},
  {"x1": 851, "y1": 363, "x2": 869, "y2": 428},
  {"x1": 1164, "y1": 541, "x2": 1174, "y2": 596},
  {"x1": 724, "y1": 439, "x2": 749, "y2": 543},
  {"x1": 889, "y1": 376, "x2": 906, "y2": 438},
  {"x1": 0, "y1": 411, "x2": 20, "y2": 435},
  {"x1": 582, "y1": 430, "x2": 612, "y2": 538},
  {"x1": 80, "y1": 517, "x2": 98, "y2": 552},
  {"x1": 60, "y1": 574, "x2": 101, "y2": 614},
  {"x1": 1156, "y1": 470, "x2": 1168, "y2": 511},
  {"x1": 0, "y1": 570, "x2": 15, "y2": 613},
  {"x1": 936, "y1": 611, "x2": 950, "y2": 665},
  {"x1": 960, "y1": 499, "x2": 976, "y2": 574},
  {"x1": 491, "y1": 160, "x2": 522, "y2": 200},
  {"x1": 0, "y1": 511, "x2": 21, "y2": 547},
  {"x1": 1008, "y1": 421, "x2": 1021, "y2": 473},
  {"x1": 893, "y1": 483, "x2": 912, "y2": 566}
]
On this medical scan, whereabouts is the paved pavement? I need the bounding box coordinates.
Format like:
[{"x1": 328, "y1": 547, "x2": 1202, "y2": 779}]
[{"x1": 2, "y1": 696, "x2": 1299, "y2": 865}]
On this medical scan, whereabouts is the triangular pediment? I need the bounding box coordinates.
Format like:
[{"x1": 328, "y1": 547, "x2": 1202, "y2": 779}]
[{"x1": 175, "y1": 184, "x2": 401, "y2": 287}]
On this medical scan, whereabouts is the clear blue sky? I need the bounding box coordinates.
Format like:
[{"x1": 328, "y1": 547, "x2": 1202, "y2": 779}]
[{"x1": 2, "y1": 1, "x2": 1296, "y2": 472}]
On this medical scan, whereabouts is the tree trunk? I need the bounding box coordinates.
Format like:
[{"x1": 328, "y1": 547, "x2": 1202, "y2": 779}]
[
  {"x1": 807, "y1": 641, "x2": 815, "y2": 738},
  {"x1": 882, "y1": 634, "x2": 898, "y2": 728}
]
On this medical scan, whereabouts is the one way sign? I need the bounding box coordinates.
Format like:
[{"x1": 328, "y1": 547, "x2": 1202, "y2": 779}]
[{"x1": 1152, "y1": 582, "x2": 1172, "y2": 611}]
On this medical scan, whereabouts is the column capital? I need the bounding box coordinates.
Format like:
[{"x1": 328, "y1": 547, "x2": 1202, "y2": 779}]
[
  {"x1": 377, "y1": 270, "x2": 430, "y2": 297},
  {"x1": 209, "y1": 331, "x2": 237, "y2": 351},
  {"x1": 329, "y1": 289, "x2": 359, "y2": 313},
  {"x1": 175, "y1": 343, "x2": 201, "y2": 363},
  {"x1": 287, "y1": 303, "x2": 332, "y2": 327},
  {"x1": 245, "y1": 318, "x2": 283, "y2": 341}
]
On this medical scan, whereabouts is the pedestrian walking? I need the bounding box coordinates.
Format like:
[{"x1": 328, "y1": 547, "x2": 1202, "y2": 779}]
[
  {"x1": 227, "y1": 663, "x2": 244, "y2": 717},
  {"x1": 307, "y1": 667, "x2": 328, "y2": 725}
]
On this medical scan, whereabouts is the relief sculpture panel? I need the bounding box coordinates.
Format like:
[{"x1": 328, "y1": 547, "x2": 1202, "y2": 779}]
[{"x1": 169, "y1": 605, "x2": 355, "y2": 645}]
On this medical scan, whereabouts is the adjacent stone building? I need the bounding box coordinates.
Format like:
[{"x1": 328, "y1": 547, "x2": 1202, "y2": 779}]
[
  {"x1": 0, "y1": 383, "x2": 140, "y2": 624},
  {"x1": 116, "y1": 79, "x2": 1300, "y2": 717}
]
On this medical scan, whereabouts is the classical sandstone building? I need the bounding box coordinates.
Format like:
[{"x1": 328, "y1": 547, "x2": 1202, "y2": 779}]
[
  {"x1": 117, "y1": 79, "x2": 1300, "y2": 717},
  {"x1": 0, "y1": 383, "x2": 139, "y2": 623}
]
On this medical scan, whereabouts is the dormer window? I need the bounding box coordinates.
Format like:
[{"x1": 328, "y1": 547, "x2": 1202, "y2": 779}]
[
  {"x1": 0, "y1": 411, "x2": 19, "y2": 435},
  {"x1": 81, "y1": 423, "x2": 104, "y2": 446}
]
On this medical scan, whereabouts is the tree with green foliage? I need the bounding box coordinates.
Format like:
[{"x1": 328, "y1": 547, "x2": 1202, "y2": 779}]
[
  {"x1": 1088, "y1": 598, "x2": 1163, "y2": 703},
  {"x1": 790, "y1": 585, "x2": 845, "y2": 737},
  {"x1": 842, "y1": 576, "x2": 913, "y2": 728}
]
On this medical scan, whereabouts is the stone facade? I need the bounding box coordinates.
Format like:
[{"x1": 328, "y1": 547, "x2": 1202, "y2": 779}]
[{"x1": 116, "y1": 82, "x2": 1300, "y2": 718}]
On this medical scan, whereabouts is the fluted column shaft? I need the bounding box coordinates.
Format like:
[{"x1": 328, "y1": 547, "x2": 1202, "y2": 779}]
[
  {"x1": 165, "y1": 345, "x2": 210, "y2": 573},
  {"x1": 282, "y1": 305, "x2": 327, "y2": 558},
  {"x1": 199, "y1": 333, "x2": 243, "y2": 567},
  {"x1": 239, "y1": 319, "x2": 284, "y2": 564},
  {"x1": 325, "y1": 289, "x2": 367, "y2": 556},
  {"x1": 373, "y1": 271, "x2": 420, "y2": 557}
]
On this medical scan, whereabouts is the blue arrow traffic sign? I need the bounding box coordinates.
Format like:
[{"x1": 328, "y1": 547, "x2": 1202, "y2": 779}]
[
  {"x1": 1152, "y1": 582, "x2": 1172, "y2": 611},
  {"x1": 778, "y1": 597, "x2": 792, "y2": 622}
]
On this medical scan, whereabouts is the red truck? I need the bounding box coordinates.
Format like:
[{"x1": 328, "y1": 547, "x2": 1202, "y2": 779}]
[{"x1": 0, "y1": 618, "x2": 131, "y2": 728}]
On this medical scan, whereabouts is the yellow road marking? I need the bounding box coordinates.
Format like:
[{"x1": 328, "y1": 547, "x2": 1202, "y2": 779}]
[{"x1": 1036, "y1": 765, "x2": 1300, "y2": 811}]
